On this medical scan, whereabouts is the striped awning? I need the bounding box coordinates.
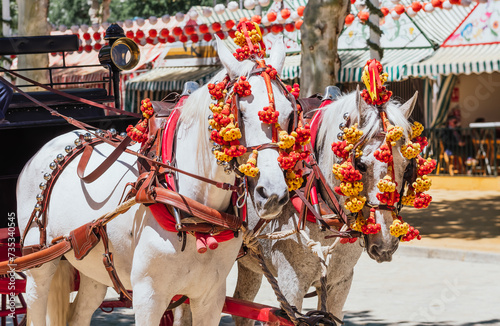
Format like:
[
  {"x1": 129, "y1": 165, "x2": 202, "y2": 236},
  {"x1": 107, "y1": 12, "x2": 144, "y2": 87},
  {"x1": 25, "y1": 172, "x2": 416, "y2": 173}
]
[
  {"x1": 126, "y1": 66, "x2": 222, "y2": 91},
  {"x1": 408, "y1": 44, "x2": 500, "y2": 77},
  {"x1": 338, "y1": 48, "x2": 434, "y2": 82},
  {"x1": 281, "y1": 55, "x2": 301, "y2": 80}
]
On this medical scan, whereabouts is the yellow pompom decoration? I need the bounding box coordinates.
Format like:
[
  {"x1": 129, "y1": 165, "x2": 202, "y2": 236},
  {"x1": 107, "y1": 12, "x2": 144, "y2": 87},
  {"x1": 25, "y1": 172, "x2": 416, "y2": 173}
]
[
  {"x1": 402, "y1": 141, "x2": 421, "y2": 159},
  {"x1": 377, "y1": 175, "x2": 397, "y2": 193},
  {"x1": 220, "y1": 123, "x2": 242, "y2": 142},
  {"x1": 285, "y1": 170, "x2": 303, "y2": 192},
  {"x1": 412, "y1": 175, "x2": 432, "y2": 193},
  {"x1": 386, "y1": 125, "x2": 404, "y2": 146},
  {"x1": 351, "y1": 212, "x2": 366, "y2": 232},
  {"x1": 208, "y1": 119, "x2": 222, "y2": 131},
  {"x1": 402, "y1": 189, "x2": 416, "y2": 206},
  {"x1": 277, "y1": 130, "x2": 296, "y2": 149},
  {"x1": 238, "y1": 150, "x2": 259, "y2": 177},
  {"x1": 410, "y1": 121, "x2": 424, "y2": 139},
  {"x1": 344, "y1": 195, "x2": 366, "y2": 213},
  {"x1": 214, "y1": 150, "x2": 233, "y2": 162},
  {"x1": 343, "y1": 123, "x2": 363, "y2": 144},
  {"x1": 339, "y1": 181, "x2": 363, "y2": 196},
  {"x1": 209, "y1": 102, "x2": 224, "y2": 114},
  {"x1": 390, "y1": 219, "x2": 409, "y2": 237}
]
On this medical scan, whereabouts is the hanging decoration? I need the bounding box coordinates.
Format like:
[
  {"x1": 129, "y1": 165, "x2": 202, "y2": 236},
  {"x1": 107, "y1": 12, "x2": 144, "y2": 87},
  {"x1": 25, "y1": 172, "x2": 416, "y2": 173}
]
[
  {"x1": 330, "y1": 60, "x2": 436, "y2": 243},
  {"x1": 207, "y1": 21, "x2": 310, "y2": 192}
]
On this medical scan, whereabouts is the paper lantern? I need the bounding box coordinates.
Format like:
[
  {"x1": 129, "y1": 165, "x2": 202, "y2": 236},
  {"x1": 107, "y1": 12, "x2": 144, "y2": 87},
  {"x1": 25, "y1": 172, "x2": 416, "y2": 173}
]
[
  {"x1": 345, "y1": 14, "x2": 355, "y2": 25},
  {"x1": 285, "y1": 23, "x2": 295, "y2": 32},
  {"x1": 431, "y1": 0, "x2": 443, "y2": 8},
  {"x1": 71, "y1": 25, "x2": 79, "y2": 34},
  {"x1": 179, "y1": 34, "x2": 188, "y2": 43},
  {"x1": 295, "y1": 20, "x2": 303, "y2": 29},
  {"x1": 59, "y1": 25, "x2": 67, "y2": 32},
  {"x1": 423, "y1": 3, "x2": 435, "y2": 12},
  {"x1": 267, "y1": 11, "x2": 277, "y2": 22},
  {"x1": 203, "y1": 8, "x2": 213, "y2": 17},
  {"x1": 136, "y1": 18, "x2": 145, "y2": 26},
  {"x1": 291, "y1": 12, "x2": 300, "y2": 21},
  {"x1": 84, "y1": 44, "x2": 93, "y2": 52},
  {"x1": 406, "y1": 7, "x2": 418, "y2": 17},
  {"x1": 271, "y1": 24, "x2": 281, "y2": 34},
  {"x1": 149, "y1": 16, "x2": 158, "y2": 24},
  {"x1": 228, "y1": 29, "x2": 237, "y2": 38},
  {"x1": 450, "y1": 0, "x2": 461, "y2": 4},
  {"x1": 252, "y1": 15, "x2": 262, "y2": 24},
  {"x1": 191, "y1": 34, "x2": 199, "y2": 43},
  {"x1": 358, "y1": 11, "x2": 369, "y2": 22},
  {"x1": 394, "y1": 4, "x2": 405, "y2": 14},
  {"x1": 161, "y1": 15, "x2": 170, "y2": 24},
  {"x1": 297, "y1": 6, "x2": 305, "y2": 16},
  {"x1": 189, "y1": 10, "x2": 198, "y2": 19},
  {"x1": 212, "y1": 22, "x2": 222, "y2": 32},
  {"x1": 214, "y1": 4, "x2": 226, "y2": 15},
  {"x1": 281, "y1": 8, "x2": 291, "y2": 20},
  {"x1": 391, "y1": 11, "x2": 401, "y2": 20},
  {"x1": 226, "y1": 19, "x2": 235, "y2": 29},
  {"x1": 158, "y1": 37, "x2": 166, "y2": 44},
  {"x1": 259, "y1": 0, "x2": 270, "y2": 6},
  {"x1": 146, "y1": 37, "x2": 154, "y2": 44},
  {"x1": 262, "y1": 16, "x2": 271, "y2": 26},
  {"x1": 228, "y1": 1, "x2": 239, "y2": 11},
  {"x1": 136, "y1": 30, "x2": 145, "y2": 39},
  {"x1": 443, "y1": 0, "x2": 452, "y2": 9},
  {"x1": 80, "y1": 24, "x2": 89, "y2": 33},
  {"x1": 184, "y1": 25, "x2": 196, "y2": 35},
  {"x1": 381, "y1": 7, "x2": 390, "y2": 16},
  {"x1": 199, "y1": 24, "x2": 209, "y2": 34},
  {"x1": 203, "y1": 33, "x2": 213, "y2": 42},
  {"x1": 148, "y1": 29, "x2": 157, "y2": 38},
  {"x1": 160, "y1": 28, "x2": 169, "y2": 38},
  {"x1": 126, "y1": 30, "x2": 134, "y2": 38},
  {"x1": 82, "y1": 32, "x2": 91, "y2": 41},
  {"x1": 175, "y1": 12, "x2": 185, "y2": 22},
  {"x1": 173, "y1": 27, "x2": 183, "y2": 36},
  {"x1": 216, "y1": 31, "x2": 225, "y2": 39},
  {"x1": 244, "y1": 0, "x2": 256, "y2": 10},
  {"x1": 167, "y1": 35, "x2": 176, "y2": 43},
  {"x1": 411, "y1": 1, "x2": 422, "y2": 11}
]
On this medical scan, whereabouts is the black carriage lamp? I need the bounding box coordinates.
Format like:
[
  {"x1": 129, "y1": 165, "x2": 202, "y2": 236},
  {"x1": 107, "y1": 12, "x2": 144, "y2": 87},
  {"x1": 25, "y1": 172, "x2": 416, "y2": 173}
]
[{"x1": 98, "y1": 23, "x2": 140, "y2": 110}]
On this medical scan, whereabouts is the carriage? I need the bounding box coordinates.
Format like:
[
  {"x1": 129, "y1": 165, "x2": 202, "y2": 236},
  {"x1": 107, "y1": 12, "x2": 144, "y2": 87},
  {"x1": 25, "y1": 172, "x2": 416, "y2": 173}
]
[{"x1": 0, "y1": 22, "x2": 434, "y2": 326}]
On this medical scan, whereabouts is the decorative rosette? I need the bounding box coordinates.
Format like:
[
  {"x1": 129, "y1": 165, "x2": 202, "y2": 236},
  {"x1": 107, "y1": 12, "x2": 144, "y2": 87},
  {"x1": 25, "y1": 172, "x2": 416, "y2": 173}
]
[
  {"x1": 360, "y1": 59, "x2": 392, "y2": 106},
  {"x1": 233, "y1": 21, "x2": 266, "y2": 61}
]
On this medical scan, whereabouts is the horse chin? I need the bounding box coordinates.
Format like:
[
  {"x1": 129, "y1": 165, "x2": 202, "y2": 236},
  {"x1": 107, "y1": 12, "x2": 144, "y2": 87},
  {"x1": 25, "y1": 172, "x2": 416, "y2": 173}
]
[
  {"x1": 366, "y1": 235, "x2": 399, "y2": 263},
  {"x1": 255, "y1": 200, "x2": 286, "y2": 220}
]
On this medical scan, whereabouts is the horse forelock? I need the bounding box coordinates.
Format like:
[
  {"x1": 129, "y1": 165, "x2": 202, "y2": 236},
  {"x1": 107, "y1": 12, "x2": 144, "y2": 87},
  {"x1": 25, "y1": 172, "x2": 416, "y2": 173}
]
[{"x1": 316, "y1": 91, "x2": 413, "y2": 183}]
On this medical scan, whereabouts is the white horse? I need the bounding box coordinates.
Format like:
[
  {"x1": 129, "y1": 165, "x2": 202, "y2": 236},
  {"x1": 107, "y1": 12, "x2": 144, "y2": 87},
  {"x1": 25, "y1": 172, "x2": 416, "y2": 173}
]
[
  {"x1": 234, "y1": 89, "x2": 417, "y2": 325},
  {"x1": 16, "y1": 38, "x2": 294, "y2": 326}
]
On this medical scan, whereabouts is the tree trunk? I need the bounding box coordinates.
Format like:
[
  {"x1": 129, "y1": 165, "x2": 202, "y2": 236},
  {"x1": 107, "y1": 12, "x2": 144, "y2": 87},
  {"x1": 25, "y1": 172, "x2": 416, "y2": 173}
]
[
  {"x1": 17, "y1": 0, "x2": 50, "y2": 90},
  {"x1": 89, "y1": 0, "x2": 111, "y2": 24},
  {"x1": 300, "y1": 0, "x2": 350, "y2": 96}
]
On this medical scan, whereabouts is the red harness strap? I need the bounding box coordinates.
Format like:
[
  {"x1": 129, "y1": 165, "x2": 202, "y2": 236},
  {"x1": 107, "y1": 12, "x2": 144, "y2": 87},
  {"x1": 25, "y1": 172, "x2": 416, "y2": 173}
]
[{"x1": 151, "y1": 99, "x2": 237, "y2": 251}]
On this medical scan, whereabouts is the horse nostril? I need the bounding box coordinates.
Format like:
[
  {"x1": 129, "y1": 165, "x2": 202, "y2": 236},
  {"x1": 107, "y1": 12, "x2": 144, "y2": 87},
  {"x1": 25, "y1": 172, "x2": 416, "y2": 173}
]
[
  {"x1": 256, "y1": 186, "x2": 268, "y2": 199},
  {"x1": 278, "y1": 192, "x2": 289, "y2": 207}
]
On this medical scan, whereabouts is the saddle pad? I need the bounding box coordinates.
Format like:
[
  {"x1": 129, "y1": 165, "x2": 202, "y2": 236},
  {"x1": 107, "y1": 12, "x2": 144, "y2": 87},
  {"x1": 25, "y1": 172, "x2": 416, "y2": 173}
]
[{"x1": 149, "y1": 97, "x2": 236, "y2": 243}]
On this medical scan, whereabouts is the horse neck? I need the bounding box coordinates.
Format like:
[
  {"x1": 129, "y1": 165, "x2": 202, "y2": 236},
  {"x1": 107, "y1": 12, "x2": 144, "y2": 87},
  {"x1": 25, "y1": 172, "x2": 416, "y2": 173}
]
[{"x1": 174, "y1": 115, "x2": 235, "y2": 212}]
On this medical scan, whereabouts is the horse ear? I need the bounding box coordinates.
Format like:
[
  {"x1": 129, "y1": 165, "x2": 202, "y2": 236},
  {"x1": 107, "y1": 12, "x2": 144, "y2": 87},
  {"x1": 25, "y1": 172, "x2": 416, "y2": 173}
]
[
  {"x1": 267, "y1": 35, "x2": 286, "y2": 73},
  {"x1": 215, "y1": 35, "x2": 240, "y2": 79},
  {"x1": 401, "y1": 91, "x2": 418, "y2": 119}
]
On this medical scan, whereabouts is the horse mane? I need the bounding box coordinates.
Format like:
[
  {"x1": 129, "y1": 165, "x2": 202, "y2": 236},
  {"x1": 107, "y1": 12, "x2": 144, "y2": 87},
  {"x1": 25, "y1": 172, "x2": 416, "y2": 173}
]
[
  {"x1": 316, "y1": 91, "x2": 413, "y2": 181},
  {"x1": 178, "y1": 60, "x2": 258, "y2": 162}
]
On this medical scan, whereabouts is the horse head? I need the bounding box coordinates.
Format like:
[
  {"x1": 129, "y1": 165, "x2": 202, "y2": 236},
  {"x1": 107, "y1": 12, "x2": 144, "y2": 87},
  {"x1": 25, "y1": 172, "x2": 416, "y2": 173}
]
[
  {"x1": 318, "y1": 86, "x2": 420, "y2": 263},
  {"x1": 214, "y1": 36, "x2": 294, "y2": 219}
]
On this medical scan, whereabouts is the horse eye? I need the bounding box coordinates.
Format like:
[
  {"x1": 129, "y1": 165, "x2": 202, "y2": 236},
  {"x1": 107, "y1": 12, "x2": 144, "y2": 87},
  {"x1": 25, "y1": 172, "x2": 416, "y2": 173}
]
[{"x1": 356, "y1": 162, "x2": 367, "y2": 172}]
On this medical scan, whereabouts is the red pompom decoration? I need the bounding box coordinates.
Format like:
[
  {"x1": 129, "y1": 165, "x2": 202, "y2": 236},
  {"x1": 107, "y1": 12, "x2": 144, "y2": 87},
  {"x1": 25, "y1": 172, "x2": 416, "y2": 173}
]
[
  {"x1": 126, "y1": 30, "x2": 134, "y2": 38},
  {"x1": 179, "y1": 34, "x2": 188, "y2": 43},
  {"x1": 184, "y1": 26, "x2": 196, "y2": 35},
  {"x1": 82, "y1": 33, "x2": 91, "y2": 41},
  {"x1": 394, "y1": 4, "x2": 406, "y2": 14},
  {"x1": 173, "y1": 27, "x2": 183, "y2": 36},
  {"x1": 285, "y1": 23, "x2": 295, "y2": 32},
  {"x1": 411, "y1": 1, "x2": 423, "y2": 11},
  {"x1": 381, "y1": 7, "x2": 390, "y2": 16}
]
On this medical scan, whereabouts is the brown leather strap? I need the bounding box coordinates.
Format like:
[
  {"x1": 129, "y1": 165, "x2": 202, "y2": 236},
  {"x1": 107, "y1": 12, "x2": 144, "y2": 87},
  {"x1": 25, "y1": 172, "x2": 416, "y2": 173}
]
[
  {"x1": 293, "y1": 188, "x2": 330, "y2": 231},
  {"x1": 0, "y1": 241, "x2": 72, "y2": 275},
  {"x1": 153, "y1": 187, "x2": 242, "y2": 231},
  {"x1": 77, "y1": 136, "x2": 132, "y2": 183},
  {"x1": 97, "y1": 224, "x2": 132, "y2": 302},
  {"x1": 0, "y1": 68, "x2": 141, "y2": 118}
]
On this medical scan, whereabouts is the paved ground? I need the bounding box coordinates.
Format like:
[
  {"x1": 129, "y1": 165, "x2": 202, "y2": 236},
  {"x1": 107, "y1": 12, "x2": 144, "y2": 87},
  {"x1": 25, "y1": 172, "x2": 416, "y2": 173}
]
[{"x1": 9, "y1": 189, "x2": 500, "y2": 325}]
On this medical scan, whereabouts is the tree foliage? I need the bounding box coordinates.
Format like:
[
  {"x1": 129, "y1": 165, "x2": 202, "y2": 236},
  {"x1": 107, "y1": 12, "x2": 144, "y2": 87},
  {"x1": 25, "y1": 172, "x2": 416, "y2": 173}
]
[{"x1": 48, "y1": 0, "x2": 91, "y2": 26}]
